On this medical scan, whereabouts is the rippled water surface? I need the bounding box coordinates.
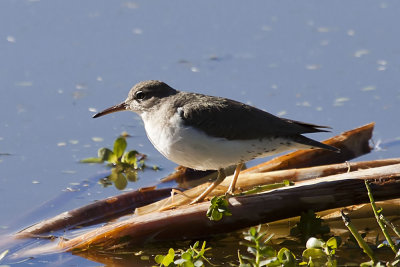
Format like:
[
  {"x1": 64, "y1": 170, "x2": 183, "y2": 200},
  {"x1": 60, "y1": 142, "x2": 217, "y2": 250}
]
[{"x1": 1, "y1": 1, "x2": 399, "y2": 265}]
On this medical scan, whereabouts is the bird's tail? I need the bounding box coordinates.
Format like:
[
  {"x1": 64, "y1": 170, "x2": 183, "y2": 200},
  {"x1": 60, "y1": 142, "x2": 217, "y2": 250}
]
[{"x1": 292, "y1": 135, "x2": 340, "y2": 153}]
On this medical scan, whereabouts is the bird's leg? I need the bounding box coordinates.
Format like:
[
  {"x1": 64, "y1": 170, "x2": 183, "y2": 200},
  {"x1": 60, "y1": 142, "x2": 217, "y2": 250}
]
[
  {"x1": 157, "y1": 188, "x2": 192, "y2": 211},
  {"x1": 226, "y1": 163, "x2": 243, "y2": 195},
  {"x1": 190, "y1": 168, "x2": 226, "y2": 204},
  {"x1": 170, "y1": 188, "x2": 192, "y2": 203}
]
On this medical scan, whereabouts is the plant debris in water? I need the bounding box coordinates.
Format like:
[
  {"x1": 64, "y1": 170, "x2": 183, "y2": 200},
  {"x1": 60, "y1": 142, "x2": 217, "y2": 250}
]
[
  {"x1": 206, "y1": 181, "x2": 293, "y2": 221},
  {"x1": 290, "y1": 210, "x2": 331, "y2": 243},
  {"x1": 154, "y1": 241, "x2": 212, "y2": 267},
  {"x1": 154, "y1": 183, "x2": 400, "y2": 266},
  {"x1": 80, "y1": 135, "x2": 159, "y2": 190},
  {"x1": 238, "y1": 225, "x2": 296, "y2": 267},
  {"x1": 207, "y1": 195, "x2": 232, "y2": 221}
]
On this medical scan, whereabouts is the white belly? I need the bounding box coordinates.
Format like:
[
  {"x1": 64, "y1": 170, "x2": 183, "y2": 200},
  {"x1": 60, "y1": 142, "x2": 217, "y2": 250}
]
[{"x1": 142, "y1": 112, "x2": 300, "y2": 170}]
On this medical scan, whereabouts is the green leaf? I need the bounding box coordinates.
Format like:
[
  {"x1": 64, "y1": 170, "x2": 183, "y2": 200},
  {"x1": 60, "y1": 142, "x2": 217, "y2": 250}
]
[
  {"x1": 283, "y1": 180, "x2": 293, "y2": 186},
  {"x1": 210, "y1": 209, "x2": 222, "y2": 221},
  {"x1": 259, "y1": 246, "x2": 276, "y2": 258},
  {"x1": 206, "y1": 196, "x2": 232, "y2": 221},
  {"x1": 377, "y1": 243, "x2": 385, "y2": 248},
  {"x1": 79, "y1": 157, "x2": 104, "y2": 163},
  {"x1": 98, "y1": 147, "x2": 115, "y2": 162},
  {"x1": 259, "y1": 257, "x2": 280, "y2": 266},
  {"x1": 302, "y1": 248, "x2": 327, "y2": 260},
  {"x1": 109, "y1": 153, "x2": 118, "y2": 164},
  {"x1": 247, "y1": 246, "x2": 257, "y2": 256},
  {"x1": 326, "y1": 236, "x2": 340, "y2": 253},
  {"x1": 290, "y1": 210, "x2": 330, "y2": 242},
  {"x1": 113, "y1": 137, "x2": 127, "y2": 158},
  {"x1": 193, "y1": 241, "x2": 200, "y2": 250},
  {"x1": 277, "y1": 248, "x2": 296, "y2": 267},
  {"x1": 181, "y1": 251, "x2": 192, "y2": 261},
  {"x1": 109, "y1": 170, "x2": 119, "y2": 181},
  {"x1": 153, "y1": 165, "x2": 160, "y2": 170},
  {"x1": 114, "y1": 173, "x2": 128, "y2": 190},
  {"x1": 154, "y1": 254, "x2": 164, "y2": 264},
  {"x1": 122, "y1": 150, "x2": 138, "y2": 166},
  {"x1": 249, "y1": 227, "x2": 257, "y2": 237},
  {"x1": 159, "y1": 248, "x2": 175, "y2": 266},
  {"x1": 125, "y1": 170, "x2": 138, "y2": 182},
  {"x1": 197, "y1": 241, "x2": 207, "y2": 257},
  {"x1": 240, "y1": 255, "x2": 256, "y2": 264},
  {"x1": 263, "y1": 233, "x2": 274, "y2": 244}
]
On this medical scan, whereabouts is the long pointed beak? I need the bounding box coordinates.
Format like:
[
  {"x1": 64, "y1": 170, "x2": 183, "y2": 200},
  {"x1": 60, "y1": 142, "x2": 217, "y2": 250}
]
[{"x1": 93, "y1": 102, "x2": 127, "y2": 118}]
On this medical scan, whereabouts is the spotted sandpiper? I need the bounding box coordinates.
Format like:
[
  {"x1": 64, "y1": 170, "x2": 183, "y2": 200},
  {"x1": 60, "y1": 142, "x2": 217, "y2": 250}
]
[{"x1": 93, "y1": 80, "x2": 339, "y2": 203}]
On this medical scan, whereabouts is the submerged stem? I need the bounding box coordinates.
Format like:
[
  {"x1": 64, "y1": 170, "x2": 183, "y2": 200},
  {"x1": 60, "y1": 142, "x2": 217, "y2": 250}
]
[
  {"x1": 341, "y1": 210, "x2": 377, "y2": 263},
  {"x1": 365, "y1": 180, "x2": 397, "y2": 254}
]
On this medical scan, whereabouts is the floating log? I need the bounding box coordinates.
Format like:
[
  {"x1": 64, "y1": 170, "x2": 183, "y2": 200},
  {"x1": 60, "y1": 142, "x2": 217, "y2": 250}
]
[
  {"x1": 136, "y1": 158, "x2": 400, "y2": 215},
  {"x1": 59, "y1": 163, "x2": 400, "y2": 250},
  {"x1": 15, "y1": 187, "x2": 172, "y2": 238},
  {"x1": 17, "y1": 157, "x2": 399, "y2": 239}
]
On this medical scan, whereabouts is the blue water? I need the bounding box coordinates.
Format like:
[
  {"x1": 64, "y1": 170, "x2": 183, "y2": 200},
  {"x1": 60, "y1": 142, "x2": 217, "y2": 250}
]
[{"x1": 1, "y1": 1, "x2": 399, "y2": 265}]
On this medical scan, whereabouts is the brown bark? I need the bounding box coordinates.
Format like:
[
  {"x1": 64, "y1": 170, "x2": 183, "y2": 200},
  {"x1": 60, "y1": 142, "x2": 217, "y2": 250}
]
[
  {"x1": 60, "y1": 163, "x2": 400, "y2": 251},
  {"x1": 15, "y1": 188, "x2": 172, "y2": 238}
]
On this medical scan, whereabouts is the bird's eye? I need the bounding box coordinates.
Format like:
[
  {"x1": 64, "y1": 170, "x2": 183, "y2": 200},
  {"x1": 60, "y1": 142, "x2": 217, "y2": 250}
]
[{"x1": 135, "y1": 91, "x2": 145, "y2": 100}]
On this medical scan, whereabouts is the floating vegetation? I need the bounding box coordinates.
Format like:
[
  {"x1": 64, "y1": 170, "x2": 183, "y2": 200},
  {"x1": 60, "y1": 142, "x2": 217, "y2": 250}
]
[
  {"x1": 206, "y1": 195, "x2": 232, "y2": 221},
  {"x1": 206, "y1": 181, "x2": 292, "y2": 221},
  {"x1": 153, "y1": 183, "x2": 400, "y2": 266},
  {"x1": 156, "y1": 199, "x2": 399, "y2": 266},
  {"x1": 154, "y1": 241, "x2": 212, "y2": 267},
  {"x1": 11, "y1": 124, "x2": 400, "y2": 266},
  {"x1": 290, "y1": 210, "x2": 331, "y2": 243},
  {"x1": 81, "y1": 136, "x2": 158, "y2": 190},
  {"x1": 238, "y1": 225, "x2": 296, "y2": 267},
  {"x1": 341, "y1": 181, "x2": 400, "y2": 266}
]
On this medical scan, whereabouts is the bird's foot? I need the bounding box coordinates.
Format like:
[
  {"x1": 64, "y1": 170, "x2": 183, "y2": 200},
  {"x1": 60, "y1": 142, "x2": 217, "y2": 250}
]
[
  {"x1": 157, "y1": 189, "x2": 193, "y2": 211},
  {"x1": 170, "y1": 188, "x2": 192, "y2": 201},
  {"x1": 224, "y1": 190, "x2": 234, "y2": 198},
  {"x1": 189, "y1": 193, "x2": 207, "y2": 205}
]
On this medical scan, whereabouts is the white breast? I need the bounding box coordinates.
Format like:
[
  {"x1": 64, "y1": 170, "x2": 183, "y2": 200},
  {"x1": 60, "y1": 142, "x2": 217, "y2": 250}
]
[{"x1": 141, "y1": 111, "x2": 302, "y2": 171}]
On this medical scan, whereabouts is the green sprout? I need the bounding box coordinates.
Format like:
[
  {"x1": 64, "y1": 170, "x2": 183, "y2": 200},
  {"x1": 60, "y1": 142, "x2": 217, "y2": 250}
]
[
  {"x1": 238, "y1": 225, "x2": 296, "y2": 267},
  {"x1": 238, "y1": 180, "x2": 293, "y2": 196},
  {"x1": 341, "y1": 210, "x2": 377, "y2": 265},
  {"x1": 206, "y1": 181, "x2": 292, "y2": 221},
  {"x1": 290, "y1": 210, "x2": 331, "y2": 243},
  {"x1": 154, "y1": 241, "x2": 212, "y2": 267},
  {"x1": 365, "y1": 181, "x2": 398, "y2": 254},
  {"x1": 206, "y1": 195, "x2": 232, "y2": 221},
  {"x1": 81, "y1": 136, "x2": 158, "y2": 190},
  {"x1": 339, "y1": 182, "x2": 400, "y2": 266}
]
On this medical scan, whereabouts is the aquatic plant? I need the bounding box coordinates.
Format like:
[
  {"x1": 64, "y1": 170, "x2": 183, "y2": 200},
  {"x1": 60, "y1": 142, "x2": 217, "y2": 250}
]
[{"x1": 81, "y1": 136, "x2": 158, "y2": 190}]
